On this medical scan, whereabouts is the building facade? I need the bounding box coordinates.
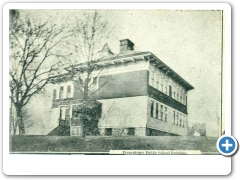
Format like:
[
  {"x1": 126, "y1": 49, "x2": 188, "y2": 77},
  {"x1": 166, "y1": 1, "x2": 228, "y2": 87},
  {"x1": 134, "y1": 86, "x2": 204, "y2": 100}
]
[{"x1": 50, "y1": 39, "x2": 194, "y2": 136}]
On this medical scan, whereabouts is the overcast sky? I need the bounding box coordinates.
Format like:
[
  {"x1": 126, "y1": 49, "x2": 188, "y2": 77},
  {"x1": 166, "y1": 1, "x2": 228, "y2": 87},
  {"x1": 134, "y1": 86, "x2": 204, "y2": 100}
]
[
  {"x1": 22, "y1": 10, "x2": 223, "y2": 137},
  {"x1": 103, "y1": 10, "x2": 223, "y2": 137}
]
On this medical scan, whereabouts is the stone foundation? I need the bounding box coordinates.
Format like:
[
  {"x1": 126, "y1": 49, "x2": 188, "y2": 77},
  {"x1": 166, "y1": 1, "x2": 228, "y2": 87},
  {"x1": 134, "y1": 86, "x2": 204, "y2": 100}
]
[
  {"x1": 70, "y1": 126, "x2": 84, "y2": 136},
  {"x1": 98, "y1": 128, "x2": 105, "y2": 136},
  {"x1": 135, "y1": 127, "x2": 146, "y2": 136},
  {"x1": 98, "y1": 127, "x2": 146, "y2": 136}
]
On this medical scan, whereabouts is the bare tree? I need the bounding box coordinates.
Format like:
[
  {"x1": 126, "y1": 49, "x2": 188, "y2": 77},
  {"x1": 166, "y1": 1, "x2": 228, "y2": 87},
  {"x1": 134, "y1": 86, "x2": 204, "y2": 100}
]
[
  {"x1": 51, "y1": 10, "x2": 115, "y2": 136},
  {"x1": 67, "y1": 10, "x2": 114, "y2": 98},
  {"x1": 9, "y1": 10, "x2": 74, "y2": 135},
  {"x1": 10, "y1": 105, "x2": 34, "y2": 135}
]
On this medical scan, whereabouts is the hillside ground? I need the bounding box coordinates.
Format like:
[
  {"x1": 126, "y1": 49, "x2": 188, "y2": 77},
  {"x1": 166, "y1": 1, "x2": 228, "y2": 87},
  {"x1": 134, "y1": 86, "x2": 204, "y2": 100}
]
[{"x1": 10, "y1": 135, "x2": 219, "y2": 154}]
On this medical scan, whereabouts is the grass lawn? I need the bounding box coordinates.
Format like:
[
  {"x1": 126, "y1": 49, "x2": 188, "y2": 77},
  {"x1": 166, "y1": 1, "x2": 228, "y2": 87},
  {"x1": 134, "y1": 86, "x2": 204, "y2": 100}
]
[{"x1": 10, "y1": 135, "x2": 219, "y2": 154}]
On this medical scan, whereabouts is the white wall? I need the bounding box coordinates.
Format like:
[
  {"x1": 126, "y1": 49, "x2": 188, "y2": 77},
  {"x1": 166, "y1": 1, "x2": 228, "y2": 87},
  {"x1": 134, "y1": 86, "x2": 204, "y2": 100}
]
[
  {"x1": 25, "y1": 84, "x2": 59, "y2": 135},
  {"x1": 147, "y1": 118, "x2": 188, "y2": 136},
  {"x1": 91, "y1": 59, "x2": 149, "y2": 77},
  {"x1": 98, "y1": 96, "x2": 148, "y2": 128}
]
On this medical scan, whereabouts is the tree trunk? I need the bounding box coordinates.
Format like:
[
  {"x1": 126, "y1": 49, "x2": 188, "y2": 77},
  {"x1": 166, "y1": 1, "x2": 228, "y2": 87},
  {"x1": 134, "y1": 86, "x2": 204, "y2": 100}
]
[
  {"x1": 10, "y1": 101, "x2": 18, "y2": 135},
  {"x1": 13, "y1": 127, "x2": 17, "y2": 135},
  {"x1": 16, "y1": 107, "x2": 25, "y2": 135},
  {"x1": 18, "y1": 117, "x2": 25, "y2": 135},
  {"x1": 81, "y1": 77, "x2": 89, "y2": 137}
]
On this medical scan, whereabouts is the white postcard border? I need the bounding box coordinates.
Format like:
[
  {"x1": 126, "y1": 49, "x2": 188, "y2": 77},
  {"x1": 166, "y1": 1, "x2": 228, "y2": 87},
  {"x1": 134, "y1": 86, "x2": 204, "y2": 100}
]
[{"x1": 3, "y1": 2, "x2": 232, "y2": 175}]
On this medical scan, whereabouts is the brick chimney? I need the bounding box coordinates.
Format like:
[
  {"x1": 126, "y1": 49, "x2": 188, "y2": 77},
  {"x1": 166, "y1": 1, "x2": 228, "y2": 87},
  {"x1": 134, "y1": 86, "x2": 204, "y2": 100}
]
[{"x1": 120, "y1": 39, "x2": 134, "y2": 53}]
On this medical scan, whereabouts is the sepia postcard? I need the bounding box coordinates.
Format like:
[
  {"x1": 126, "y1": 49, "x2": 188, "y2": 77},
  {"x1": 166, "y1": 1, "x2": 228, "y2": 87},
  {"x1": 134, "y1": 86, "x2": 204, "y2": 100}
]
[
  {"x1": 8, "y1": 7, "x2": 226, "y2": 155},
  {"x1": 3, "y1": 2, "x2": 233, "y2": 176},
  {"x1": 4, "y1": 2, "x2": 230, "y2": 157}
]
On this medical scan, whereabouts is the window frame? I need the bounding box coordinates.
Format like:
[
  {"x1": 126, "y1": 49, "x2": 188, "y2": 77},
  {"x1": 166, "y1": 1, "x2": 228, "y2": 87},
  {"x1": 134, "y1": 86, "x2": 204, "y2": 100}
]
[
  {"x1": 59, "y1": 86, "x2": 64, "y2": 99},
  {"x1": 127, "y1": 128, "x2": 135, "y2": 136},
  {"x1": 53, "y1": 89, "x2": 57, "y2": 100},
  {"x1": 106, "y1": 128, "x2": 112, "y2": 136},
  {"x1": 169, "y1": 85, "x2": 172, "y2": 97},
  {"x1": 176, "y1": 112, "x2": 179, "y2": 125},
  {"x1": 164, "y1": 107, "x2": 167, "y2": 122},
  {"x1": 150, "y1": 100, "x2": 154, "y2": 117},
  {"x1": 66, "y1": 85, "x2": 71, "y2": 98},
  {"x1": 156, "y1": 74, "x2": 159, "y2": 89},
  {"x1": 173, "y1": 111, "x2": 175, "y2": 124},
  {"x1": 156, "y1": 103, "x2": 159, "y2": 119}
]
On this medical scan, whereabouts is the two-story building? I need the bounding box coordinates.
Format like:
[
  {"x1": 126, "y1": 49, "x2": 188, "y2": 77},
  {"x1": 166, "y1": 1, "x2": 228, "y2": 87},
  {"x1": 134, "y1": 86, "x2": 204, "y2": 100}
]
[{"x1": 49, "y1": 39, "x2": 194, "y2": 136}]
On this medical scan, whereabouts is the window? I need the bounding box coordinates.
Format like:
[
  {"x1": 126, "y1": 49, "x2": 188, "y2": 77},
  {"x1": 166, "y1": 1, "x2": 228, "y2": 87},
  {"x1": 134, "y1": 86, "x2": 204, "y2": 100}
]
[
  {"x1": 165, "y1": 107, "x2": 167, "y2": 121},
  {"x1": 160, "y1": 112, "x2": 163, "y2": 120},
  {"x1": 65, "y1": 109, "x2": 70, "y2": 121},
  {"x1": 156, "y1": 81, "x2": 159, "y2": 90},
  {"x1": 160, "y1": 105, "x2": 163, "y2": 120},
  {"x1": 150, "y1": 101, "x2": 154, "y2": 117},
  {"x1": 149, "y1": 71, "x2": 154, "y2": 86},
  {"x1": 156, "y1": 103, "x2": 159, "y2": 119},
  {"x1": 66, "y1": 85, "x2": 71, "y2": 98},
  {"x1": 173, "y1": 111, "x2": 175, "y2": 124},
  {"x1": 173, "y1": 92, "x2": 176, "y2": 99},
  {"x1": 165, "y1": 81, "x2": 168, "y2": 94},
  {"x1": 180, "y1": 114, "x2": 182, "y2": 127},
  {"x1": 177, "y1": 89, "x2": 179, "y2": 101},
  {"x1": 176, "y1": 112, "x2": 179, "y2": 125},
  {"x1": 161, "y1": 84, "x2": 163, "y2": 92},
  {"x1": 106, "y1": 128, "x2": 112, "y2": 136},
  {"x1": 156, "y1": 74, "x2": 159, "y2": 89},
  {"x1": 180, "y1": 90, "x2": 182, "y2": 103},
  {"x1": 128, "y1": 128, "x2": 135, "y2": 136},
  {"x1": 169, "y1": 85, "x2": 172, "y2": 97},
  {"x1": 59, "y1": 86, "x2": 64, "y2": 99},
  {"x1": 53, "y1": 89, "x2": 56, "y2": 100}
]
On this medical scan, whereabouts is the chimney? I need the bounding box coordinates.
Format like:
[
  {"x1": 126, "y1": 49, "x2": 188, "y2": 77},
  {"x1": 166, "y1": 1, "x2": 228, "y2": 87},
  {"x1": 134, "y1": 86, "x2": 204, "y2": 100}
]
[{"x1": 120, "y1": 39, "x2": 134, "y2": 53}]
